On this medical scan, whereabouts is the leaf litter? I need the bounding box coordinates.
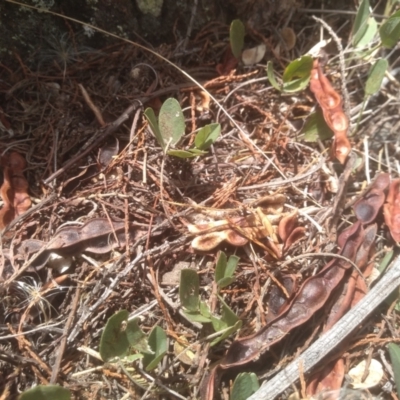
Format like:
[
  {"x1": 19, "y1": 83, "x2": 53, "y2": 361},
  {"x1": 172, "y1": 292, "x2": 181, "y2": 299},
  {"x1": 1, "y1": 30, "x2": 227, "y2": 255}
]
[{"x1": 0, "y1": 1, "x2": 400, "y2": 400}]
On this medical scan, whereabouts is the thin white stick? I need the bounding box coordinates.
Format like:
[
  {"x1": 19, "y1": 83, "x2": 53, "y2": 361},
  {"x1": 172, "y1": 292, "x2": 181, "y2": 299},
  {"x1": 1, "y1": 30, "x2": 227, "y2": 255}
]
[
  {"x1": 364, "y1": 136, "x2": 371, "y2": 184},
  {"x1": 248, "y1": 256, "x2": 400, "y2": 400}
]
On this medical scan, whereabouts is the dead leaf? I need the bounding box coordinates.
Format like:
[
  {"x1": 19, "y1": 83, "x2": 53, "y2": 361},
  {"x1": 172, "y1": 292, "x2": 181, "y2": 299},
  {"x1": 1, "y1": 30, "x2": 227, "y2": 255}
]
[
  {"x1": 202, "y1": 221, "x2": 366, "y2": 399},
  {"x1": 348, "y1": 359, "x2": 383, "y2": 389},
  {"x1": 16, "y1": 218, "x2": 144, "y2": 271},
  {"x1": 309, "y1": 59, "x2": 351, "y2": 164},
  {"x1": 0, "y1": 152, "x2": 31, "y2": 230},
  {"x1": 241, "y1": 43, "x2": 266, "y2": 66},
  {"x1": 188, "y1": 209, "x2": 300, "y2": 258},
  {"x1": 280, "y1": 27, "x2": 296, "y2": 50},
  {"x1": 307, "y1": 223, "x2": 377, "y2": 397},
  {"x1": 383, "y1": 178, "x2": 400, "y2": 242},
  {"x1": 353, "y1": 173, "x2": 390, "y2": 224},
  {"x1": 216, "y1": 46, "x2": 238, "y2": 76}
]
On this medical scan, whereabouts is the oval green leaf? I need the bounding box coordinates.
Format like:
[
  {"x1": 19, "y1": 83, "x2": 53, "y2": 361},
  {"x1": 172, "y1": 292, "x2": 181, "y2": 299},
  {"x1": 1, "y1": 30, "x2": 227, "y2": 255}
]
[
  {"x1": 352, "y1": 0, "x2": 371, "y2": 47},
  {"x1": 282, "y1": 55, "x2": 313, "y2": 92},
  {"x1": 100, "y1": 310, "x2": 130, "y2": 361},
  {"x1": 126, "y1": 318, "x2": 151, "y2": 353},
  {"x1": 19, "y1": 385, "x2": 71, "y2": 400},
  {"x1": 302, "y1": 110, "x2": 334, "y2": 142},
  {"x1": 195, "y1": 123, "x2": 221, "y2": 150},
  {"x1": 144, "y1": 107, "x2": 164, "y2": 151},
  {"x1": 219, "y1": 295, "x2": 240, "y2": 326},
  {"x1": 388, "y1": 343, "x2": 400, "y2": 397},
  {"x1": 143, "y1": 326, "x2": 168, "y2": 371},
  {"x1": 379, "y1": 249, "x2": 393, "y2": 273},
  {"x1": 217, "y1": 277, "x2": 235, "y2": 288},
  {"x1": 230, "y1": 19, "x2": 245, "y2": 58},
  {"x1": 365, "y1": 58, "x2": 388, "y2": 96},
  {"x1": 183, "y1": 310, "x2": 213, "y2": 323},
  {"x1": 167, "y1": 149, "x2": 198, "y2": 158},
  {"x1": 210, "y1": 320, "x2": 242, "y2": 346},
  {"x1": 355, "y1": 17, "x2": 378, "y2": 48},
  {"x1": 179, "y1": 269, "x2": 200, "y2": 312},
  {"x1": 188, "y1": 148, "x2": 208, "y2": 156},
  {"x1": 158, "y1": 98, "x2": 185, "y2": 147},
  {"x1": 266, "y1": 61, "x2": 282, "y2": 91},
  {"x1": 231, "y1": 372, "x2": 260, "y2": 400},
  {"x1": 199, "y1": 301, "x2": 212, "y2": 318},
  {"x1": 379, "y1": 10, "x2": 400, "y2": 48},
  {"x1": 226, "y1": 255, "x2": 240, "y2": 278},
  {"x1": 215, "y1": 251, "x2": 228, "y2": 283}
]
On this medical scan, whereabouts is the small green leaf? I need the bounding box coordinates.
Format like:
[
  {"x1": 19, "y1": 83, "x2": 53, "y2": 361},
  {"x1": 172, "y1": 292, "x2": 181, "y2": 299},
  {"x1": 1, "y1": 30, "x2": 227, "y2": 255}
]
[
  {"x1": 194, "y1": 123, "x2": 221, "y2": 150},
  {"x1": 143, "y1": 326, "x2": 168, "y2": 371},
  {"x1": 217, "y1": 277, "x2": 235, "y2": 288},
  {"x1": 126, "y1": 318, "x2": 151, "y2": 354},
  {"x1": 210, "y1": 295, "x2": 241, "y2": 340},
  {"x1": 159, "y1": 98, "x2": 185, "y2": 147},
  {"x1": 19, "y1": 385, "x2": 71, "y2": 400},
  {"x1": 211, "y1": 315, "x2": 227, "y2": 332},
  {"x1": 199, "y1": 301, "x2": 212, "y2": 318},
  {"x1": 219, "y1": 295, "x2": 240, "y2": 326},
  {"x1": 226, "y1": 255, "x2": 240, "y2": 279},
  {"x1": 100, "y1": 310, "x2": 131, "y2": 361},
  {"x1": 380, "y1": 10, "x2": 400, "y2": 48},
  {"x1": 266, "y1": 61, "x2": 282, "y2": 91},
  {"x1": 352, "y1": 0, "x2": 371, "y2": 47},
  {"x1": 144, "y1": 107, "x2": 164, "y2": 151},
  {"x1": 183, "y1": 310, "x2": 213, "y2": 323},
  {"x1": 389, "y1": 343, "x2": 400, "y2": 397},
  {"x1": 302, "y1": 110, "x2": 334, "y2": 142},
  {"x1": 215, "y1": 251, "x2": 228, "y2": 283},
  {"x1": 167, "y1": 149, "x2": 198, "y2": 158},
  {"x1": 122, "y1": 353, "x2": 144, "y2": 362},
  {"x1": 365, "y1": 59, "x2": 388, "y2": 96},
  {"x1": 179, "y1": 269, "x2": 200, "y2": 312},
  {"x1": 215, "y1": 252, "x2": 239, "y2": 288},
  {"x1": 230, "y1": 19, "x2": 245, "y2": 58},
  {"x1": 231, "y1": 372, "x2": 260, "y2": 400},
  {"x1": 210, "y1": 320, "x2": 242, "y2": 346},
  {"x1": 282, "y1": 55, "x2": 313, "y2": 92},
  {"x1": 379, "y1": 249, "x2": 394, "y2": 273},
  {"x1": 354, "y1": 17, "x2": 378, "y2": 48},
  {"x1": 187, "y1": 148, "x2": 208, "y2": 156}
]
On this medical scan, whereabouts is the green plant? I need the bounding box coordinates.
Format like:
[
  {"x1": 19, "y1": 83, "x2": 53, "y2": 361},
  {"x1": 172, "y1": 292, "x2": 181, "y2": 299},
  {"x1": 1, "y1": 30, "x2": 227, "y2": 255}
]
[
  {"x1": 388, "y1": 343, "x2": 400, "y2": 398},
  {"x1": 19, "y1": 385, "x2": 70, "y2": 400},
  {"x1": 230, "y1": 19, "x2": 245, "y2": 58},
  {"x1": 144, "y1": 98, "x2": 221, "y2": 158},
  {"x1": 179, "y1": 252, "x2": 242, "y2": 346},
  {"x1": 267, "y1": 55, "x2": 313, "y2": 93},
  {"x1": 351, "y1": 0, "x2": 378, "y2": 48},
  {"x1": 231, "y1": 372, "x2": 259, "y2": 400},
  {"x1": 99, "y1": 309, "x2": 167, "y2": 371}
]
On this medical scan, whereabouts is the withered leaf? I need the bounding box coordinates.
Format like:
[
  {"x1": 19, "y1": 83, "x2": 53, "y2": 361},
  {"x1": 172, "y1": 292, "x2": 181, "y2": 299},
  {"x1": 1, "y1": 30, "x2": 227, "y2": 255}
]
[
  {"x1": 0, "y1": 152, "x2": 31, "y2": 230},
  {"x1": 309, "y1": 59, "x2": 351, "y2": 164},
  {"x1": 17, "y1": 218, "x2": 143, "y2": 271},
  {"x1": 353, "y1": 173, "x2": 390, "y2": 224},
  {"x1": 189, "y1": 209, "x2": 301, "y2": 258},
  {"x1": 384, "y1": 178, "x2": 400, "y2": 243},
  {"x1": 202, "y1": 221, "x2": 366, "y2": 400},
  {"x1": 307, "y1": 223, "x2": 377, "y2": 398}
]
